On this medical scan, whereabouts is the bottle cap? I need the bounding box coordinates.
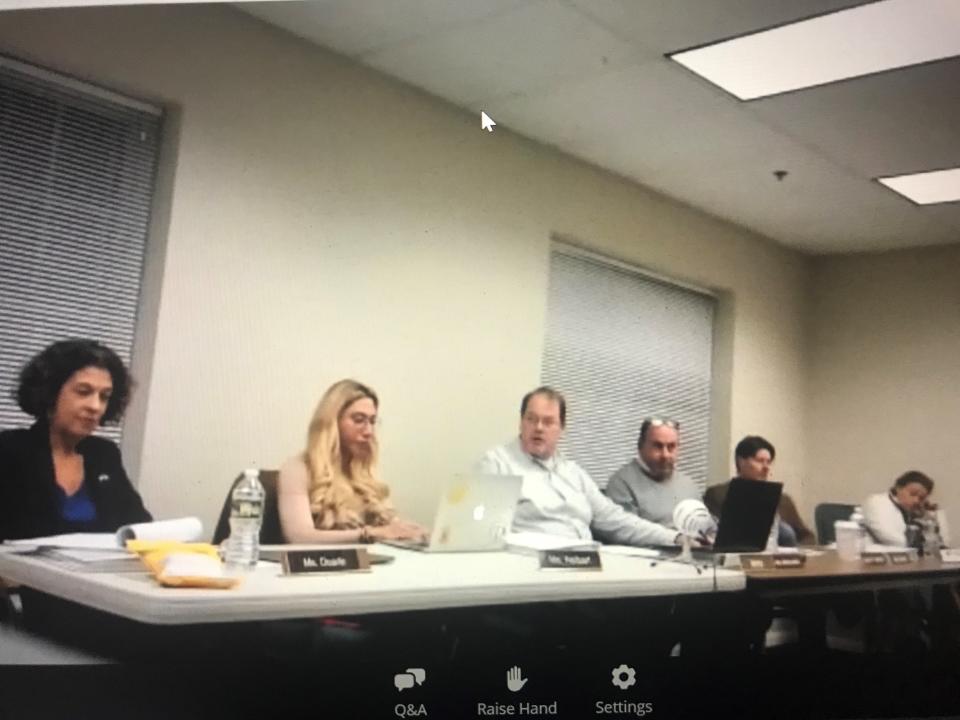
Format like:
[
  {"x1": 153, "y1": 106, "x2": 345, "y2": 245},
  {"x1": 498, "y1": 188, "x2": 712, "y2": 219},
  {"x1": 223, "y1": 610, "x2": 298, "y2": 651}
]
[{"x1": 243, "y1": 467, "x2": 259, "y2": 478}]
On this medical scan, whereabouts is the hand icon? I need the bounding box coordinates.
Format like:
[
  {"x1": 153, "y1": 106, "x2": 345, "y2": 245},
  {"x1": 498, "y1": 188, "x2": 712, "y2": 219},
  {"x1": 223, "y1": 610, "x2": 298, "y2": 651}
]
[{"x1": 506, "y1": 666, "x2": 528, "y2": 693}]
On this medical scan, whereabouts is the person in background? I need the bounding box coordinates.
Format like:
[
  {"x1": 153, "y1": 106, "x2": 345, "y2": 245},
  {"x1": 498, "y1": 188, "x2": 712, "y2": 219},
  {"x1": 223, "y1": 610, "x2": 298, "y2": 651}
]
[
  {"x1": 705, "y1": 436, "x2": 826, "y2": 651},
  {"x1": 605, "y1": 417, "x2": 701, "y2": 528},
  {"x1": 704, "y1": 435, "x2": 815, "y2": 546},
  {"x1": 862, "y1": 470, "x2": 950, "y2": 549},
  {"x1": 478, "y1": 386, "x2": 680, "y2": 547},
  {"x1": 277, "y1": 379, "x2": 425, "y2": 544},
  {"x1": 863, "y1": 471, "x2": 956, "y2": 654},
  {"x1": 0, "y1": 339, "x2": 152, "y2": 647},
  {"x1": 0, "y1": 339, "x2": 152, "y2": 541}
]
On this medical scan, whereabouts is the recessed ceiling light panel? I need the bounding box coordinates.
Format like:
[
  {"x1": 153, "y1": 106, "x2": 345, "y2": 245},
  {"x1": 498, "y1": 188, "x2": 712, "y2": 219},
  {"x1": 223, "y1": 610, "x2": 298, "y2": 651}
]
[
  {"x1": 669, "y1": 0, "x2": 960, "y2": 101},
  {"x1": 878, "y1": 167, "x2": 960, "y2": 205}
]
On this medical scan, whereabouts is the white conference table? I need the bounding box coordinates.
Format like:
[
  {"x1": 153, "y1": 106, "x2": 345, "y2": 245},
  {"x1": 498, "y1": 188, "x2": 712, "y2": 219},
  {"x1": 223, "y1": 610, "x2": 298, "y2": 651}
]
[{"x1": 0, "y1": 545, "x2": 745, "y2": 625}]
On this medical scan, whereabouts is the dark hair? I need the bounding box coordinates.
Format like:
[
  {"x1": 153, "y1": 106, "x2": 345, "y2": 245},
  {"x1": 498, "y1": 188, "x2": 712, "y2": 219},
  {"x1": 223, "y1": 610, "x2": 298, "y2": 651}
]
[
  {"x1": 15, "y1": 339, "x2": 133, "y2": 424},
  {"x1": 734, "y1": 435, "x2": 776, "y2": 464},
  {"x1": 892, "y1": 470, "x2": 933, "y2": 494},
  {"x1": 520, "y1": 386, "x2": 566, "y2": 427}
]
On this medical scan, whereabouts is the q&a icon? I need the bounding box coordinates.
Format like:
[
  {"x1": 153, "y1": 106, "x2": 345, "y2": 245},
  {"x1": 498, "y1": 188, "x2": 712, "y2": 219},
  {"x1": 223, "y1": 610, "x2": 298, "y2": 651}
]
[{"x1": 394, "y1": 668, "x2": 427, "y2": 692}]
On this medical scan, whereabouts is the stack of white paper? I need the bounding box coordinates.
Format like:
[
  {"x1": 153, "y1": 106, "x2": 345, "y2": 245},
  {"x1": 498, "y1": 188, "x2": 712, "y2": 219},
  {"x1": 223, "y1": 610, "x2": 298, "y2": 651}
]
[
  {"x1": 599, "y1": 545, "x2": 662, "y2": 559},
  {"x1": 506, "y1": 531, "x2": 599, "y2": 554},
  {"x1": 4, "y1": 517, "x2": 204, "y2": 555}
]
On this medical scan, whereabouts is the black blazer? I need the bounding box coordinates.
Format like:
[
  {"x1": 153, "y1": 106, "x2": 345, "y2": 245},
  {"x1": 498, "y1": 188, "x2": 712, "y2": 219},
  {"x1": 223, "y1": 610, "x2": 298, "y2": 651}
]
[{"x1": 0, "y1": 421, "x2": 152, "y2": 541}]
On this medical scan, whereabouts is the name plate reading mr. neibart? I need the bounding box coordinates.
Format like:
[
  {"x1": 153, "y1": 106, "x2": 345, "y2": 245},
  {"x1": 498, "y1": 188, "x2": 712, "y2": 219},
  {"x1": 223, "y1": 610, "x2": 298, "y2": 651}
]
[
  {"x1": 739, "y1": 553, "x2": 807, "y2": 570},
  {"x1": 282, "y1": 548, "x2": 371, "y2": 575},
  {"x1": 539, "y1": 549, "x2": 602, "y2": 571}
]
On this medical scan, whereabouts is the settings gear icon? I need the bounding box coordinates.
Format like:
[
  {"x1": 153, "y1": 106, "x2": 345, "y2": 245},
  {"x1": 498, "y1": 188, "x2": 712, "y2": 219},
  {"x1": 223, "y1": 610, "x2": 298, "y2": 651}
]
[{"x1": 611, "y1": 664, "x2": 636, "y2": 690}]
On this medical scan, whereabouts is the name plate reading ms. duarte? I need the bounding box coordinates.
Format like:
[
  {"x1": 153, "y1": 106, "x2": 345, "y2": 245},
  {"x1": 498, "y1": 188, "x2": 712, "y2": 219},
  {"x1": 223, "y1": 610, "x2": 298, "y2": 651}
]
[
  {"x1": 539, "y1": 549, "x2": 602, "y2": 570},
  {"x1": 739, "y1": 553, "x2": 807, "y2": 570},
  {"x1": 282, "y1": 548, "x2": 371, "y2": 575}
]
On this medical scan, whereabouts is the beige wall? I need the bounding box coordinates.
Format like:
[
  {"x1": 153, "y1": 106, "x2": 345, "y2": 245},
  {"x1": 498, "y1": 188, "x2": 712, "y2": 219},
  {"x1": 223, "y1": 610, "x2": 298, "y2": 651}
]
[
  {"x1": 807, "y1": 244, "x2": 960, "y2": 537},
  {"x1": 0, "y1": 5, "x2": 812, "y2": 532}
]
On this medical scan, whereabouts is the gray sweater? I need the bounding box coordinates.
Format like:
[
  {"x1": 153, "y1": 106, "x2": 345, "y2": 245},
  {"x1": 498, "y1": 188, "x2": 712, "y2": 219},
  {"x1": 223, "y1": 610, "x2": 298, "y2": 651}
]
[{"x1": 605, "y1": 458, "x2": 702, "y2": 528}]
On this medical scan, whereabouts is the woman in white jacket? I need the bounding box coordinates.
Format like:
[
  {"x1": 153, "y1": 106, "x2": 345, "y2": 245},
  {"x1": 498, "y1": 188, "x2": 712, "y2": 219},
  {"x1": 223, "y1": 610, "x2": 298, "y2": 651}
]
[{"x1": 862, "y1": 470, "x2": 950, "y2": 548}]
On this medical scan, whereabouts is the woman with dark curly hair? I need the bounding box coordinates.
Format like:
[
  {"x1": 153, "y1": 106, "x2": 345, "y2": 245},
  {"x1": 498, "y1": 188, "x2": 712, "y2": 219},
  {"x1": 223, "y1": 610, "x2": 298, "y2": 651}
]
[
  {"x1": 0, "y1": 339, "x2": 152, "y2": 541},
  {"x1": 862, "y1": 470, "x2": 950, "y2": 549}
]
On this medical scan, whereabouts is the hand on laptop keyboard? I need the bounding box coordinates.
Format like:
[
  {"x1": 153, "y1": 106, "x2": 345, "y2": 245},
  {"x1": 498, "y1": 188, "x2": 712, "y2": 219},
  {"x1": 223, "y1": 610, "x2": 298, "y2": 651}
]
[{"x1": 368, "y1": 518, "x2": 429, "y2": 542}]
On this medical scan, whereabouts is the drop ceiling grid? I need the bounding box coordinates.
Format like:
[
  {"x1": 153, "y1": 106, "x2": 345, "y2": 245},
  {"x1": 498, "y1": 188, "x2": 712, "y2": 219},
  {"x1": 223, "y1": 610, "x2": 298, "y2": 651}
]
[{"x1": 236, "y1": 0, "x2": 960, "y2": 253}]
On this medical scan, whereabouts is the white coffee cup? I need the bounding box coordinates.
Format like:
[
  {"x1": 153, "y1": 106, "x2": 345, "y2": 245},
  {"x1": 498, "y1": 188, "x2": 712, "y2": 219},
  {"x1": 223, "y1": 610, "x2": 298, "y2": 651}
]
[{"x1": 834, "y1": 520, "x2": 861, "y2": 561}]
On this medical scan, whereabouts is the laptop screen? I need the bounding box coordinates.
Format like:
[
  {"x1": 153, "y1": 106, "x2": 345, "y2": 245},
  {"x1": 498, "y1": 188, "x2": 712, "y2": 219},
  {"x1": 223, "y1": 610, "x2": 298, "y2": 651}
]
[{"x1": 713, "y1": 478, "x2": 784, "y2": 552}]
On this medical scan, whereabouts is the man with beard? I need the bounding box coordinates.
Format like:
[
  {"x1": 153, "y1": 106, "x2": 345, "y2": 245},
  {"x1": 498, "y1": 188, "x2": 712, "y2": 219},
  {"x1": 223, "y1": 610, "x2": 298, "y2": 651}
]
[{"x1": 605, "y1": 418, "x2": 701, "y2": 528}]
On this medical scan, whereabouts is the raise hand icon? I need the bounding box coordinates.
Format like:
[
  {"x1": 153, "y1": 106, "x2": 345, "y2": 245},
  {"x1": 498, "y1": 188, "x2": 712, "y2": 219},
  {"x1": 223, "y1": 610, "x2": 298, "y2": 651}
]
[{"x1": 506, "y1": 666, "x2": 528, "y2": 693}]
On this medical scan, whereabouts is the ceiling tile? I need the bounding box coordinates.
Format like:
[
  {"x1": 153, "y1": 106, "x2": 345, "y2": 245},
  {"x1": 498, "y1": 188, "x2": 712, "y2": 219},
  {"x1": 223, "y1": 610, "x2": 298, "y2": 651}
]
[
  {"x1": 569, "y1": 0, "x2": 866, "y2": 52},
  {"x1": 361, "y1": 0, "x2": 643, "y2": 107},
  {"x1": 747, "y1": 57, "x2": 960, "y2": 178},
  {"x1": 543, "y1": 99, "x2": 959, "y2": 252},
  {"x1": 241, "y1": 0, "x2": 960, "y2": 253},
  {"x1": 491, "y1": 60, "x2": 738, "y2": 154},
  {"x1": 240, "y1": 0, "x2": 523, "y2": 58}
]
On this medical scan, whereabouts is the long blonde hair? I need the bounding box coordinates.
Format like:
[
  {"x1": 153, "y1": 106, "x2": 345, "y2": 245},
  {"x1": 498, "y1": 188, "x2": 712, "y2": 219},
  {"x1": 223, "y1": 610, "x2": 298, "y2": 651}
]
[{"x1": 303, "y1": 379, "x2": 395, "y2": 529}]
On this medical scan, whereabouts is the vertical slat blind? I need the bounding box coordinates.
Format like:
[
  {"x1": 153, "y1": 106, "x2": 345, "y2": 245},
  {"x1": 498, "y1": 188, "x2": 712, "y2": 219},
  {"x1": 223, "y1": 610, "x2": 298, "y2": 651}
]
[
  {"x1": 0, "y1": 58, "x2": 162, "y2": 441},
  {"x1": 542, "y1": 245, "x2": 715, "y2": 489}
]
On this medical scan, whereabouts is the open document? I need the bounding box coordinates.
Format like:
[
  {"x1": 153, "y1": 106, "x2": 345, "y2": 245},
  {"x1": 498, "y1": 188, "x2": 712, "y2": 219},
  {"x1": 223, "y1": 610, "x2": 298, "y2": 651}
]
[{"x1": 3, "y1": 517, "x2": 204, "y2": 559}]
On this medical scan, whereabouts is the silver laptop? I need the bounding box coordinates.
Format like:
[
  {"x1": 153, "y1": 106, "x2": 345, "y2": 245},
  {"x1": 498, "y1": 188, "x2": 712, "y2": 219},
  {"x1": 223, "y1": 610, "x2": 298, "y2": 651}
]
[{"x1": 383, "y1": 474, "x2": 523, "y2": 553}]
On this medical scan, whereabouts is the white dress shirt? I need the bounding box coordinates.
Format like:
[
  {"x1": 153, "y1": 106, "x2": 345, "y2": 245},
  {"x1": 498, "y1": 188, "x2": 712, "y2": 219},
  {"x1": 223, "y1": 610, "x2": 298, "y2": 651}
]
[
  {"x1": 478, "y1": 437, "x2": 679, "y2": 547},
  {"x1": 862, "y1": 492, "x2": 951, "y2": 547}
]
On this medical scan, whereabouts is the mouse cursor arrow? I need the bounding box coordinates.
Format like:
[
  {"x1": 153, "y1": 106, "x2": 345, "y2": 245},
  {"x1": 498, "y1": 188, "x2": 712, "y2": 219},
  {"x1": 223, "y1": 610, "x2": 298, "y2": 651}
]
[{"x1": 481, "y1": 111, "x2": 496, "y2": 132}]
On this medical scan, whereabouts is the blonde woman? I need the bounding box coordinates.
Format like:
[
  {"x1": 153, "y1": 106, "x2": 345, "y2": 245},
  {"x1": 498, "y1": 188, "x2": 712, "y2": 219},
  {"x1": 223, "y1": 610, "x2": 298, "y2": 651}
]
[{"x1": 278, "y1": 379, "x2": 426, "y2": 543}]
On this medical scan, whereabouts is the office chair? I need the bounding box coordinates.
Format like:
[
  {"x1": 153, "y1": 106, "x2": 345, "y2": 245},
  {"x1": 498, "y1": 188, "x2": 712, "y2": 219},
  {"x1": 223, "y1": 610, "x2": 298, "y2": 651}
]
[
  {"x1": 212, "y1": 470, "x2": 285, "y2": 545},
  {"x1": 814, "y1": 503, "x2": 855, "y2": 545}
]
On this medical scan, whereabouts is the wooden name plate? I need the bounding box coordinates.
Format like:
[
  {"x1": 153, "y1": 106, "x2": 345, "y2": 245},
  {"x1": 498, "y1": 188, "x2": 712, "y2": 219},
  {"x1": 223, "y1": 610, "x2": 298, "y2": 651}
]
[
  {"x1": 281, "y1": 547, "x2": 371, "y2": 574},
  {"x1": 539, "y1": 549, "x2": 602, "y2": 570},
  {"x1": 861, "y1": 551, "x2": 917, "y2": 566},
  {"x1": 739, "y1": 553, "x2": 807, "y2": 570},
  {"x1": 940, "y1": 548, "x2": 960, "y2": 563}
]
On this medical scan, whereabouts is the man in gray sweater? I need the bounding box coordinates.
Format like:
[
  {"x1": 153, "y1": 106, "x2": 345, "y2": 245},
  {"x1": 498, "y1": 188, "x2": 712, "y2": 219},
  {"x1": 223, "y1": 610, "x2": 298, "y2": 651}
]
[{"x1": 605, "y1": 418, "x2": 702, "y2": 528}]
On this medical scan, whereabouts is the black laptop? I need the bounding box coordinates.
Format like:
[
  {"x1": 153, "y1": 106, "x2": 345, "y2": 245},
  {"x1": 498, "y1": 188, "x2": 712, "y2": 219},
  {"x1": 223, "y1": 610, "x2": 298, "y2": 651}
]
[
  {"x1": 657, "y1": 478, "x2": 783, "y2": 559},
  {"x1": 711, "y1": 477, "x2": 783, "y2": 552}
]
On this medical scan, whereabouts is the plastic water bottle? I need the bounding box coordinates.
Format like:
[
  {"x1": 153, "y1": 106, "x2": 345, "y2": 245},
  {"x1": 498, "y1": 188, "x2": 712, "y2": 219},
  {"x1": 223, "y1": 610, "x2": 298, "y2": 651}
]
[
  {"x1": 224, "y1": 468, "x2": 265, "y2": 571},
  {"x1": 919, "y1": 512, "x2": 941, "y2": 556},
  {"x1": 849, "y1": 506, "x2": 867, "y2": 554}
]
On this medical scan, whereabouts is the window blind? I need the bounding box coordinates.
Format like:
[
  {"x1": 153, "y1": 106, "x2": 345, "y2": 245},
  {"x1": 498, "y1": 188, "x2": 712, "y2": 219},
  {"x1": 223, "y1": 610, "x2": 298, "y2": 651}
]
[
  {"x1": 541, "y1": 245, "x2": 715, "y2": 489},
  {"x1": 0, "y1": 57, "x2": 163, "y2": 441}
]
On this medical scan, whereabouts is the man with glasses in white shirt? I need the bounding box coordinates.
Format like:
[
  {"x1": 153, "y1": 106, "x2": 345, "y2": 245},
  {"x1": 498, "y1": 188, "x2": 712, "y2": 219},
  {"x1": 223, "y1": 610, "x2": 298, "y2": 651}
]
[{"x1": 478, "y1": 386, "x2": 680, "y2": 547}]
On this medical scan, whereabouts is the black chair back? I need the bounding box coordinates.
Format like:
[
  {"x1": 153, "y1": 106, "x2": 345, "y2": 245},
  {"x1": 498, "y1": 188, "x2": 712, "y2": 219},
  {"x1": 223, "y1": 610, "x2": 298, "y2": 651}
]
[
  {"x1": 814, "y1": 502, "x2": 854, "y2": 545},
  {"x1": 212, "y1": 470, "x2": 284, "y2": 545}
]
